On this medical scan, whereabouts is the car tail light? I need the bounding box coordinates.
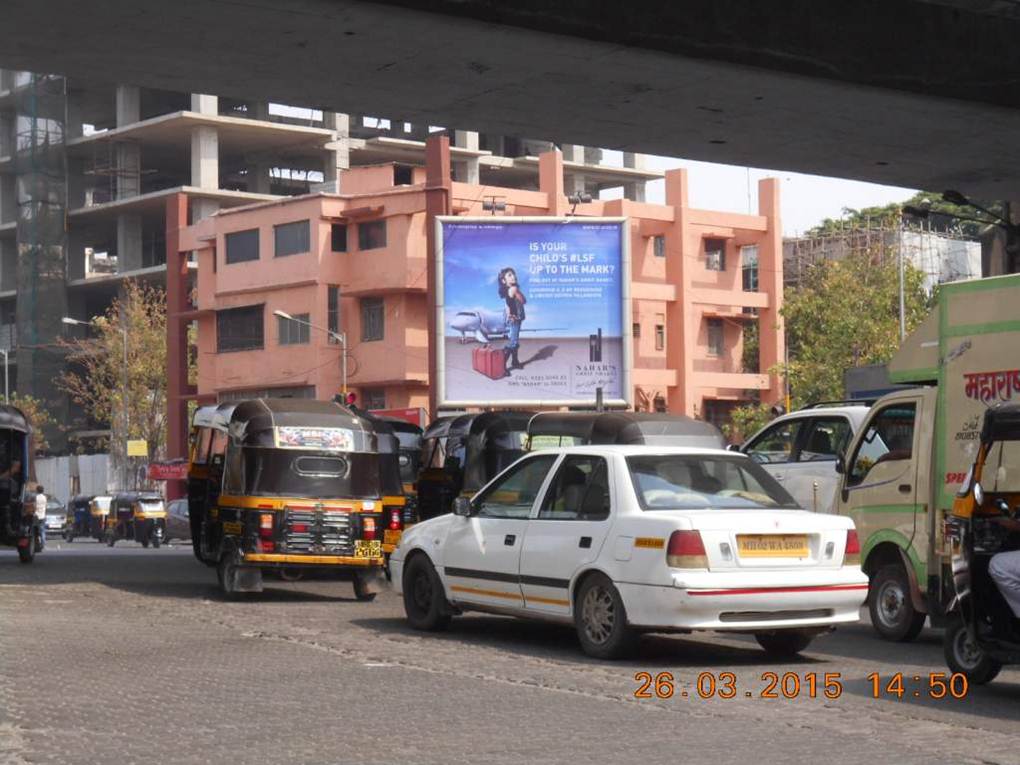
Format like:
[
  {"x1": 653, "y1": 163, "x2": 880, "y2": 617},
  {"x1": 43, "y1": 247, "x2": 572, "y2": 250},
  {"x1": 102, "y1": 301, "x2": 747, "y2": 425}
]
[
  {"x1": 259, "y1": 513, "x2": 274, "y2": 539},
  {"x1": 666, "y1": 530, "x2": 708, "y2": 569},
  {"x1": 844, "y1": 529, "x2": 861, "y2": 566},
  {"x1": 389, "y1": 508, "x2": 402, "y2": 531},
  {"x1": 363, "y1": 517, "x2": 376, "y2": 540}
]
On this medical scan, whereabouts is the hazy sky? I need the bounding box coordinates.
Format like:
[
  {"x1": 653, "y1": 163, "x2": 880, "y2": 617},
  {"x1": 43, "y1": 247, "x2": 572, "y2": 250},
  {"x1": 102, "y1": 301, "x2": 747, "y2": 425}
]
[{"x1": 602, "y1": 152, "x2": 919, "y2": 237}]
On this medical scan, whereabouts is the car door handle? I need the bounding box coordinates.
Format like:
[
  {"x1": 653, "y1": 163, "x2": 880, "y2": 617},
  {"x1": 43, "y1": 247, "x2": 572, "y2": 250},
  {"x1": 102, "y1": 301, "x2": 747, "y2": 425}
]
[
  {"x1": 898, "y1": 484, "x2": 912, "y2": 494},
  {"x1": 579, "y1": 536, "x2": 592, "y2": 549},
  {"x1": 504, "y1": 534, "x2": 516, "y2": 546}
]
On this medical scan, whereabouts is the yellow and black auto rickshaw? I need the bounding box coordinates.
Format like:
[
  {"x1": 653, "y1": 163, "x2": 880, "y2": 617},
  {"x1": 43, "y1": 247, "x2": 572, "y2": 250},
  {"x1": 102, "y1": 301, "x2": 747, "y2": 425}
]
[
  {"x1": 187, "y1": 399, "x2": 402, "y2": 598},
  {"x1": 416, "y1": 411, "x2": 533, "y2": 521},
  {"x1": 63, "y1": 495, "x2": 94, "y2": 542},
  {"x1": 370, "y1": 415, "x2": 423, "y2": 530},
  {"x1": 944, "y1": 402, "x2": 1020, "y2": 684},
  {"x1": 105, "y1": 491, "x2": 167, "y2": 548},
  {"x1": 0, "y1": 405, "x2": 39, "y2": 563},
  {"x1": 89, "y1": 495, "x2": 113, "y2": 541}
]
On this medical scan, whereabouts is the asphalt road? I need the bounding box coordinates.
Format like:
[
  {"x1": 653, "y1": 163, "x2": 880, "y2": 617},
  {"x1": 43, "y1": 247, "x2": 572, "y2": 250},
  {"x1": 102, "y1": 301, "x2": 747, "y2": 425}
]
[{"x1": 2, "y1": 540, "x2": 1019, "y2": 765}]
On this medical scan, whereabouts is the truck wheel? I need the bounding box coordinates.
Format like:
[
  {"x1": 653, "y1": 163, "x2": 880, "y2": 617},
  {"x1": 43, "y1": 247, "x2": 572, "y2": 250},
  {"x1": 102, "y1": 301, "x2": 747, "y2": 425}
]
[
  {"x1": 574, "y1": 573, "x2": 639, "y2": 659},
  {"x1": 943, "y1": 617, "x2": 1001, "y2": 685},
  {"x1": 755, "y1": 629, "x2": 814, "y2": 657},
  {"x1": 869, "y1": 564, "x2": 926, "y2": 642},
  {"x1": 401, "y1": 555, "x2": 451, "y2": 631}
]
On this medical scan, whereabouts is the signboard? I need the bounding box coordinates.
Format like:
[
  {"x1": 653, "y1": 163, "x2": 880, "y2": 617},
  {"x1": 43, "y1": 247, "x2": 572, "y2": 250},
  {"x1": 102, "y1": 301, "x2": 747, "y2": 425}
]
[
  {"x1": 126, "y1": 439, "x2": 148, "y2": 457},
  {"x1": 147, "y1": 461, "x2": 189, "y2": 481},
  {"x1": 436, "y1": 217, "x2": 631, "y2": 408},
  {"x1": 274, "y1": 426, "x2": 355, "y2": 451}
]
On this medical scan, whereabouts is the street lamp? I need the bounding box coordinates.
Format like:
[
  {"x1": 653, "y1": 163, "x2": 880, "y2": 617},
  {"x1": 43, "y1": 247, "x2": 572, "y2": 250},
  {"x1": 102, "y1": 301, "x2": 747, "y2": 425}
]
[
  {"x1": 273, "y1": 310, "x2": 348, "y2": 395},
  {"x1": 63, "y1": 316, "x2": 130, "y2": 490}
]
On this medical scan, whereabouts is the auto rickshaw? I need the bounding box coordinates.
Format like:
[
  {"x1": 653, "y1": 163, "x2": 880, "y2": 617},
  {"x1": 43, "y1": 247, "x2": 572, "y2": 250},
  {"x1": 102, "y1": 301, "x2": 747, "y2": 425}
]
[
  {"x1": 187, "y1": 399, "x2": 400, "y2": 598},
  {"x1": 374, "y1": 416, "x2": 423, "y2": 526},
  {"x1": 943, "y1": 402, "x2": 1020, "y2": 684},
  {"x1": 105, "y1": 491, "x2": 167, "y2": 548},
  {"x1": 89, "y1": 495, "x2": 113, "y2": 541},
  {"x1": 526, "y1": 411, "x2": 726, "y2": 450},
  {"x1": 416, "y1": 411, "x2": 534, "y2": 521},
  {"x1": 0, "y1": 405, "x2": 39, "y2": 563},
  {"x1": 63, "y1": 495, "x2": 94, "y2": 542}
]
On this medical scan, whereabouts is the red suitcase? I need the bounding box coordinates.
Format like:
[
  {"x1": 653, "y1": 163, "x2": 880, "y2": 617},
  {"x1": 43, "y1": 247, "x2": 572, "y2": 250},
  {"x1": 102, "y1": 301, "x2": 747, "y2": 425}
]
[{"x1": 472, "y1": 346, "x2": 506, "y2": 380}]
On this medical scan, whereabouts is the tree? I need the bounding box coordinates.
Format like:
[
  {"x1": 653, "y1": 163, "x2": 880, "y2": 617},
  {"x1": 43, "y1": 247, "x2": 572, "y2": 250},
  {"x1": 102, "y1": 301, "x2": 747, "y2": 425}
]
[
  {"x1": 8, "y1": 393, "x2": 55, "y2": 453},
  {"x1": 806, "y1": 190, "x2": 999, "y2": 239},
  {"x1": 59, "y1": 280, "x2": 168, "y2": 462},
  {"x1": 780, "y1": 250, "x2": 931, "y2": 409}
]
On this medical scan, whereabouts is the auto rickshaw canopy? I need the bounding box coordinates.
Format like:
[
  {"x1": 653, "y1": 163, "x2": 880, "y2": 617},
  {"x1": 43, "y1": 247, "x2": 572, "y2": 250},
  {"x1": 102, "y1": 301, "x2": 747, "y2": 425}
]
[
  {"x1": 981, "y1": 402, "x2": 1020, "y2": 443},
  {"x1": 225, "y1": 399, "x2": 379, "y2": 452}
]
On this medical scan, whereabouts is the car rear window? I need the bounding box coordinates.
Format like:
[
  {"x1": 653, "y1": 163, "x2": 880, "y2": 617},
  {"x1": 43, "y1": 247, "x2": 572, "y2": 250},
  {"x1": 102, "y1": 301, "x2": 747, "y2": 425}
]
[{"x1": 626, "y1": 454, "x2": 799, "y2": 510}]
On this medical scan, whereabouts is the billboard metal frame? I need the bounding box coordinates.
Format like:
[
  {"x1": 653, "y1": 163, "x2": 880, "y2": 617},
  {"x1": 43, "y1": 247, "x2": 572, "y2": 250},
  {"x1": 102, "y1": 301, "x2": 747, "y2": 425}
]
[{"x1": 434, "y1": 216, "x2": 632, "y2": 410}]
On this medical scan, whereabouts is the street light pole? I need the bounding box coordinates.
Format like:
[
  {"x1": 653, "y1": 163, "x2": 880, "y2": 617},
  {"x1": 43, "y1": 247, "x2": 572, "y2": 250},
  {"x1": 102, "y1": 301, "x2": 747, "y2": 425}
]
[
  {"x1": 0, "y1": 349, "x2": 8, "y2": 404},
  {"x1": 273, "y1": 310, "x2": 348, "y2": 395}
]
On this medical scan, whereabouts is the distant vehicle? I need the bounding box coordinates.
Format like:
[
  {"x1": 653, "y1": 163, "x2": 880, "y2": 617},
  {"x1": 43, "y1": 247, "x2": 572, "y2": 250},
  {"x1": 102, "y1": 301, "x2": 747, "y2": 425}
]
[
  {"x1": 89, "y1": 496, "x2": 113, "y2": 542},
  {"x1": 0, "y1": 405, "x2": 40, "y2": 563},
  {"x1": 63, "y1": 495, "x2": 94, "y2": 541},
  {"x1": 105, "y1": 492, "x2": 167, "y2": 548},
  {"x1": 393, "y1": 445, "x2": 867, "y2": 659},
  {"x1": 165, "y1": 498, "x2": 190, "y2": 543},
  {"x1": 43, "y1": 497, "x2": 65, "y2": 536},
  {"x1": 740, "y1": 402, "x2": 872, "y2": 513}
]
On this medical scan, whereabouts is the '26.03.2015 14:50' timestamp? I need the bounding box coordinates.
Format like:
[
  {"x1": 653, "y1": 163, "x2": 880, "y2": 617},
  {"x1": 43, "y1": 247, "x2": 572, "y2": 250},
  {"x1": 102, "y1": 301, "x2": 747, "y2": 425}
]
[{"x1": 633, "y1": 671, "x2": 970, "y2": 700}]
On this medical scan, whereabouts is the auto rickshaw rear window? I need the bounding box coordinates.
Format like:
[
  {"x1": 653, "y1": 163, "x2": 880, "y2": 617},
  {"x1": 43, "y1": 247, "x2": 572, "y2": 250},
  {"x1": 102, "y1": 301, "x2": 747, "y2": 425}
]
[{"x1": 241, "y1": 449, "x2": 382, "y2": 499}]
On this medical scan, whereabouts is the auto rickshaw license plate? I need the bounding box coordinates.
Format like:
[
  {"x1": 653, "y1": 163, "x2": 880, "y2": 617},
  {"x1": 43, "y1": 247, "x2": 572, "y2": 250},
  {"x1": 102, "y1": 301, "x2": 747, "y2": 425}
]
[
  {"x1": 355, "y1": 540, "x2": 383, "y2": 558},
  {"x1": 736, "y1": 534, "x2": 808, "y2": 558}
]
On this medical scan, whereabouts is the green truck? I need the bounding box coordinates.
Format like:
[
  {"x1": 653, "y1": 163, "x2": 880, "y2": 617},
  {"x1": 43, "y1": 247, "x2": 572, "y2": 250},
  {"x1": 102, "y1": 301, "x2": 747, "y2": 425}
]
[{"x1": 833, "y1": 273, "x2": 1020, "y2": 640}]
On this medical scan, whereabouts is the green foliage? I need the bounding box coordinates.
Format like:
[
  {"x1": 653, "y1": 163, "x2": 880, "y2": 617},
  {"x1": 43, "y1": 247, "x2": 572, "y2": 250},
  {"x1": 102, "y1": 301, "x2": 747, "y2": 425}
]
[
  {"x1": 780, "y1": 251, "x2": 931, "y2": 409},
  {"x1": 723, "y1": 402, "x2": 774, "y2": 444},
  {"x1": 806, "y1": 191, "x2": 999, "y2": 239},
  {"x1": 8, "y1": 393, "x2": 54, "y2": 453}
]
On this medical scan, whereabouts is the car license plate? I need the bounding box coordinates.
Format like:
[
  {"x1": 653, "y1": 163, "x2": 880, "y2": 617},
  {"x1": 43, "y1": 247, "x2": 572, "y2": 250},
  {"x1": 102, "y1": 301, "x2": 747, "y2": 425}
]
[{"x1": 736, "y1": 534, "x2": 808, "y2": 558}]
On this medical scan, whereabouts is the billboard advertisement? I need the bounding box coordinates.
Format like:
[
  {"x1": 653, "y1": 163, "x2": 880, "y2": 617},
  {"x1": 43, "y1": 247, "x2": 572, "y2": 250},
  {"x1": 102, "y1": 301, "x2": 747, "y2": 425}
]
[{"x1": 435, "y1": 217, "x2": 631, "y2": 408}]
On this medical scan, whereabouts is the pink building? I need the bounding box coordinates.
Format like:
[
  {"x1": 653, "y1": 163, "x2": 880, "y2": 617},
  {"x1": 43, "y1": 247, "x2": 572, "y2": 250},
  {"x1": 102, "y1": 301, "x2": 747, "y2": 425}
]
[{"x1": 179, "y1": 140, "x2": 784, "y2": 430}]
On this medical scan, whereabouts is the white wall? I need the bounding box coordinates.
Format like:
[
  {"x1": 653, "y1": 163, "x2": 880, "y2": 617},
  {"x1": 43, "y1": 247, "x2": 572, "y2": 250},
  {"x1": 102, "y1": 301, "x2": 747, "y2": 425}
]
[{"x1": 35, "y1": 454, "x2": 112, "y2": 504}]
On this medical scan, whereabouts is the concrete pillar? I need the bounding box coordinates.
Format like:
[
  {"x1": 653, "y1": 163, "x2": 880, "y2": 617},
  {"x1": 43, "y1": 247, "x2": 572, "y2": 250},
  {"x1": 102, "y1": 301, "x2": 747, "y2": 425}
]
[
  {"x1": 538, "y1": 150, "x2": 566, "y2": 216},
  {"x1": 323, "y1": 112, "x2": 350, "y2": 192},
  {"x1": 0, "y1": 238, "x2": 15, "y2": 292},
  {"x1": 453, "y1": 131, "x2": 479, "y2": 151},
  {"x1": 115, "y1": 85, "x2": 140, "y2": 127},
  {"x1": 191, "y1": 125, "x2": 219, "y2": 189},
  {"x1": 65, "y1": 89, "x2": 84, "y2": 140},
  {"x1": 623, "y1": 152, "x2": 647, "y2": 202},
  {"x1": 565, "y1": 173, "x2": 588, "y2": 196},
  {"x1": 117, "y1": 213, "x2": 143, "y2": 272},
  {"x1": 116, "y1": 142, "x2": 141, "y2": 199},
  {"x1": 190, "y1": 94, "x2": 218, "y2": 116},
  {"x1": 249, "y1": 160, "x2": 272, "y2": 195},
  {"x1": 0, "y1": 112, "x2": 12, "y2": 157},
  {"x1": 66, "y1": 226, "x2": 86, "y2": 281},
  {"x1": 664, "y1": 168, "x2": 694, "y2": 415},
  {"x1": 250, "y1": 101, "x2": 270, "y2": 121},
  {"x1": 192, "y1": 198, "x2": 220, "y2": 222},
  {"x1": 0, "y1": 175, "x2": 14, "y2": 224},
  {"x1": 561, "y1": 144, "x2": 585, "y2": 164},
  {"x1": 452, "y1": 130, "x2": 480, "y2": 184},
  {"x1": 757, "y1": 177, "x2": 785, "y2": 407}
]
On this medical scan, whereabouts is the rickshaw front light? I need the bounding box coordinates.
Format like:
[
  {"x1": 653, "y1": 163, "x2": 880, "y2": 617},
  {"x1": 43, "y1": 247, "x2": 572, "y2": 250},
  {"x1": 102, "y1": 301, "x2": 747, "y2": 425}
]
[{"x1": 844, "y1": 529, "x2": 861, "y2": 566}]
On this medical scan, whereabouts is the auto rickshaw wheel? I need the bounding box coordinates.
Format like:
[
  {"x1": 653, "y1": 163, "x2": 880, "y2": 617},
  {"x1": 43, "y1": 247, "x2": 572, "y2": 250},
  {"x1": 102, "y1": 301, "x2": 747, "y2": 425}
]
[
  {"x1": 141, "y1": 538, "x2": 150, "y2": 548},
  {"x1": 869, "y1": 564, "x2": 926, "y2": 642},
  {"x1": 943, "y1": 617, "x2": 1002, "y2": 685}
]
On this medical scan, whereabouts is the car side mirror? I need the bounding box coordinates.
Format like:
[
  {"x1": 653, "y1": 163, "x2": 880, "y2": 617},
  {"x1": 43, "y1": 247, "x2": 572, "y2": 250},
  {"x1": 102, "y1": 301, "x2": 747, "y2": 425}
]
[
  {"x1": 974, "y1": 482, "x2": 984, "y2": 506},
  {"x1": 452, "y1": 496, "x2": 472, "y2": 517},
  {"x1": 834, "y1": 455, "x2": 845, "y2": 475}
]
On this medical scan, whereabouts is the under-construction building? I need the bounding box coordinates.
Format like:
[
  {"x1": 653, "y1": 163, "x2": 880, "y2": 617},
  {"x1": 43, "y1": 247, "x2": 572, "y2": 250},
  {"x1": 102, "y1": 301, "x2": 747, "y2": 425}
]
[
  {"x1": 0, "y1": 69, "x2": 660, "y2": 452},
  {"x1": 783, "y1": 222, "x2": 982, "y2": 293}
]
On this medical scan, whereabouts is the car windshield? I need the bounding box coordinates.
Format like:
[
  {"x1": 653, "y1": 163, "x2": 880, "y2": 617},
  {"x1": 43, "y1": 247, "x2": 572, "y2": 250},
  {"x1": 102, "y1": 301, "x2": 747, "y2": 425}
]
[{"x1": 626, "y1": 454, "x2": 799, "y2": 510}]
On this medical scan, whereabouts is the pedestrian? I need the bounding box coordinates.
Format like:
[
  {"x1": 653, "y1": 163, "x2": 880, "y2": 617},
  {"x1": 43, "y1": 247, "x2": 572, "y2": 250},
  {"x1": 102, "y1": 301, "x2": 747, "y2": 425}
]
[{"x1": 35, "y1": 484, "x2": 47, "y2": 547}]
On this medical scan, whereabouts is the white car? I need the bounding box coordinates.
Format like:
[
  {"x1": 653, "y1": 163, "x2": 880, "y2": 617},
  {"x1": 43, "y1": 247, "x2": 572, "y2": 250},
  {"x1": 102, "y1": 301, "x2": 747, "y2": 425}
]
[
  {"x1": 390, "y1": 445, "x2": 868, "y2": 659},
  {"x1": 741, "y1": 403, "x2": 872, "y2": 512}
]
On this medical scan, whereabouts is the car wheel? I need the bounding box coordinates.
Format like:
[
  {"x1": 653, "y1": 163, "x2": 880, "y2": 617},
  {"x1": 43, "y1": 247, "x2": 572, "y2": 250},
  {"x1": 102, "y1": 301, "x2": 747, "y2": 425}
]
[
  {"x1": 353, "y1": 572, "x2": 377, "y2": 602},
  {"x1": 574, "y1": 573, "x2": 638, "y2": 660},
  {"x1": 943, "y1": 616, "x2": 1002, "y2": 685},
  {"x1": 401, "y1": 555, "x2": 451, "y2": 631},
  {"x1": 755, "y1": 629, "x2": 814, "y2": 657},
  {"x1": 869, "y1": 563, "x2": 926, "y2": 642}
]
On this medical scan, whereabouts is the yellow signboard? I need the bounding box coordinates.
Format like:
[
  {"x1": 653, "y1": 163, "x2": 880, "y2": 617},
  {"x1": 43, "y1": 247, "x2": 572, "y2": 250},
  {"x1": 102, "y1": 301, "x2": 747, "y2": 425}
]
[{"x1": 126, "y1": 439, "x2": 148, "y2": 457}]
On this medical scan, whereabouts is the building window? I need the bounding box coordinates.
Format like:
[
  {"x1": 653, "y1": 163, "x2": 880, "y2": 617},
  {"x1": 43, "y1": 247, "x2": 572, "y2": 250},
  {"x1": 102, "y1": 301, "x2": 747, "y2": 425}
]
[
  {"x1": 363, "y1": 388, "x2": 387, "y2": 410},
  {"x1": 358, "y1": 220, "x2": 387, "y2": 251},
  {"x1": 216, "y1": 305, "x2": 264, "y2": 352},
  {"x1": 741, "y1": 245, "x2": 759, "y2": 291},
  {"x1": 705, "y1": 238, "x2": 726, "y2": 271},
  {"x1": 331, "y1": 223, "x2": 348, "y2": 252},
  {"x1": 274, "y1": 220, "x2": 310, "y2": 258},
  {"x1": 225, "y1": 229, "x2": 259, "y2": 264},
  {"x1": 652, "y1": 235, "x2": 666, "y2": 258},
  {"x1": 654, "y1": 324, "x2": 665, "y2": 351},
  {"x1": 632, "y1": 322, "x2": 641, "y2": 339},
  {"x1": 327, "y1": 286, "x2": 341, "y2": 344},
  {"x1": 707, "y1": 318, "x2": 725, "y2": 356},
  {"x1": 393, "y1": 165, "x2": 413, "y2": 185},
  {"x1": 278, "y1": 312, "x2": 310, "y2": 345},
  {"x1": 360, "y1": 296, "x2": 384, "y2": 341}
]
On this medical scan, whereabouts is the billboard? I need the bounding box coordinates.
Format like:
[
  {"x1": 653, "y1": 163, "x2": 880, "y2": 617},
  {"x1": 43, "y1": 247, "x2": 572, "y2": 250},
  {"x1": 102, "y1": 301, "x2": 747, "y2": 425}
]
[{"x1": 435, "y1": 217, "x2": 631, "y2": 408}]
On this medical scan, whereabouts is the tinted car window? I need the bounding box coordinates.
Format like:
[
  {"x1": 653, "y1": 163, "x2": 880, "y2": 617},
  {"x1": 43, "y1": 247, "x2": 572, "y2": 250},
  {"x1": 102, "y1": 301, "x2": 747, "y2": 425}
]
[{"x1": 797, "y1": 417, "x2": 851, "y2": 462}]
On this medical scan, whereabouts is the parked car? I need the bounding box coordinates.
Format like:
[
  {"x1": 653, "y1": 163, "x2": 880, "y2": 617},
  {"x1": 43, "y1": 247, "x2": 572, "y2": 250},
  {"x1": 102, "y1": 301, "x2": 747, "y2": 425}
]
[
  {"x1": 165, "y1": 498, "x2": 190, "y2": 543},
  {"x1": 392, "y1": 445, "x2": 868, "y2": 659},
  {"x1": 740, "y1": 402, "x2": 872, "y2": 512},
  {"x1": 43, "y1": 497, "x2": 66, "y2": 536}
]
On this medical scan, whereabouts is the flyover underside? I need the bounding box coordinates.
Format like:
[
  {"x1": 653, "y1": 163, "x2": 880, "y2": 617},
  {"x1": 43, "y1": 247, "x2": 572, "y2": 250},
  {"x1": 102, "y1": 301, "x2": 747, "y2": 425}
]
[{"x1": 1, "y1": 0, "x2": 1020, "y2": 195}]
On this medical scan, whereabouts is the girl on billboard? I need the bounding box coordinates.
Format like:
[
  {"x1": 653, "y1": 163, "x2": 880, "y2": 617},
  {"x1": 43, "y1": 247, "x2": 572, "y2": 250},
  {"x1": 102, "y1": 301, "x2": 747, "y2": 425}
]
[{"x1": 498, "y1": 267, "x2": 527, "y2": 372}]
